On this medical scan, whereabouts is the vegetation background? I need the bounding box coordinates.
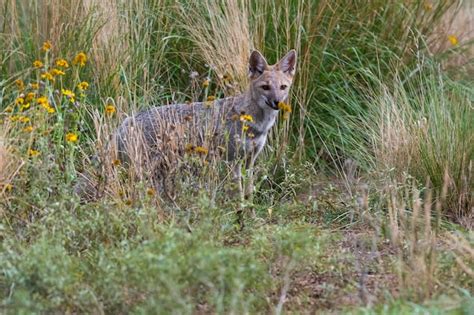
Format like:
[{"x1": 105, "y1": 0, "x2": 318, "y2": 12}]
[{"x1": 0, "y1": 0, "x2": 473, "y2": 313}]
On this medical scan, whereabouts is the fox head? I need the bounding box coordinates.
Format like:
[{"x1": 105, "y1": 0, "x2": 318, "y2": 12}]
[{"x1": 248, "y1": 49, "x2": 297, "y2": 111}]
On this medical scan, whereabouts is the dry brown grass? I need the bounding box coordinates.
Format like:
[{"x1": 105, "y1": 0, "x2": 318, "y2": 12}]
[
  {"x1": 176, "y1": 0, "x2": 254, "y2": 91},
  {"x1": 429, "y1": 1, "x2": 474, "y2": 73},
  {"x1": 380, "y1": 178, "x2": 441, "y2": 301},
  {"x1": 447, "y1": 232, "x2": 474, "y2": 278},
  {"x1": 0, "y1": 122, "x2": 24, "y2": 198}
]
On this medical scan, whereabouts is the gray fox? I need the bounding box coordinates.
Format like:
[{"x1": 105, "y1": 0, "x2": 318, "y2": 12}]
[{"x1": 115, "y1": 49, "x2": 297, "y2": 199}]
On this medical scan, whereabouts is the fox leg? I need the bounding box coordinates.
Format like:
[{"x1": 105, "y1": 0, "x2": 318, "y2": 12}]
[{"x1": 244, "y1": 153, "x2": 258, "y2": 201}]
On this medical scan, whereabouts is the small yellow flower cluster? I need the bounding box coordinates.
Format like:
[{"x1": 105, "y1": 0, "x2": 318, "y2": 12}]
[
  {"x1": 239, "y1": 114, "x2": 253, "y2": 123},
  {"x1": 9, "y1": 115, "x2": 30, "y2": 123},
  {"x1": 28, "y1": 149, "x2": 41, "y2": 157},
  {"x1": 56, "y1": 58, "x2": 69, "y2": 68},
  {"x1": 15, "y1": 79, "x2": 25, "y2": 90},
  {"x1": 185, "y1": 144, "x2": 208, "y2": 156},
  {"x1": 194, "y1": 146, "x2": 209, "y2": 155},
  {"x1": 448, "y1": 35, "x2": 458, "y2": 46},
  {"x1": 25, "y1": 92, "x2": 35, "y2": 102},
  {"x1": 62, "y1": 89, "x2": 76, "y2": 102},
  {"x1": 240, "y1": 114, "x2": 253, "y2": 133},
  {"x1": 37, "y1": 96, "x2": 55, "y2": 113},
  {"x1": 41, "y1": 72, "x2": 54, "y2": 81},
  {"x1": 42, "y1": 40, "x2": 52, "y2": 52},
  {"x1": 51, "y1": 68, "x2": 65, "y2": 76},
  {"x1": 73, "y1": 52, "x2": 87, "y2": 66},
  {"x1": 33, "y1": 60, "x2": 44, "y2": 69},
  {"x1": 77, "y1": 81, "x2": 89, "y2": 91},
  {"x1": 66, "y1": 132, "x2": 78, "y2": 143},
  {"x1": 278, "y1": 102, "x2": 292, "y2": 120},
  {"x1": 15, "y1": 97, "x2": 24, "y2": 105},
  {"x1": 32, "y1": 43, "x2": 89, "y2": 91},
  {"x1": 20, "y1": 102, "x2": 31, "y2": 111},
  {"x1": 202, "y1": 79, "x2": 210, "y2": 88},
  {"x1": 105, "y1": 104, "x2": 116, "y2": 115}
]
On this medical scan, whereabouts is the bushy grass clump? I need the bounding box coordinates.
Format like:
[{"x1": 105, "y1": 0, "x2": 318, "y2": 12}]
[{"x1": 1, "y1": 200, "x2": 325, "y2": 313}]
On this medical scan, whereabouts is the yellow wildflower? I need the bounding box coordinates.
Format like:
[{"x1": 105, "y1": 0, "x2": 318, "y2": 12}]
[
  {"x1": 194, "y1": 146, "x2": 208, "y2": 155},
  {"x1": 448, "y1": 35, "x2": 458, "y2": 46},
  {"x1": 277, "y1": 101, "x2": 292, "y2": 113},
  {"x1": 242, "y1": 125, "x2": 249, "y2": 132},
  {"x1": 61, "y1": 89, "x2": 75, "y2": 98},
  {"x1": 202, "y1": 79, "x2": 210, "y2": 88},
  {"x1": 38, "y1": 97, "x2": 55, "y2": 114},
  {"x1": 37, "y1": 96, "x2": 48, "y2": 105},
  {"x1": 15, "y1": 79, "x2": 25, "y2": 90},
  {"x1": 19, "y1": 116, "x2": 30, "y2": 123},
  {"x1": 51, "y1": 68, "x2": 65, "y2": 76},
  {"x1": 73, "y1": 52, "x2": 87, "y2": 66},
  {"x1": 41, "y1": 72, "x2": 54, "y2": 81},
  {"x1": 146, "y1": 188, "x2": 155, "y2": 196},
  {"x1": 15, "y1": 97, "x2": 24, "y2": 105},
  {"x1": 20, "y1": 103, "x2": 31, "y2": 111},
  {"x1": 42, "y1": 40, "x2": 52, "y2": 52},
  {"x1": 206, "y1": 95, "x2": 216, "y2": 101},
  {"x1": 28, "y1": 149, "x2": 40, "y2": 157},
  {"x1": 23, "y1": 126, "x2": 34, "y2": 133},
  {"x1": 30, "y1": 82, "x2": 40, "y2": 90},
  {"x1": 5, "y1": 106, "x2": 13, "y2": 113},
  {"x1": 25, "y1": 92, "x2": 35, "y2": 102},
  {"x1": 33, "y1": 60, "x2": 44, "y2": 68},
  {"x1": 77, "y1": 81, "x2": 89, "y2": 91},
  {"x1": 105, "y1": 104, "x2": 116, "y2": 115},
  {"x1": 65, "y1": 132, "x2": 78, "y2": 143},
  {"x1": 112, "y1": 159, "x2": 121, "y2": 166},
  {"x1": 239, "y1": 114, "x2": 253, "y2": 122},
  {"x1": 55, "y1": 58, "x2": 69, "y2": 68},
  {"x1": 45, "y1": 106, "x2": 55, "y2": 113}
]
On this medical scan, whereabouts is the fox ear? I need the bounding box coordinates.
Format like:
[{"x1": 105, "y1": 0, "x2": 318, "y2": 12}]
[
  {"x1": 277, "y1": 49, "x2": 297, "y2": 76},
  {"x1": 249, "y1": 50, "x2": 268, "y2": 78}
]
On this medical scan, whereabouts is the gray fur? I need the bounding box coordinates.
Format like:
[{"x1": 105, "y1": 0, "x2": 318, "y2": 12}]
[{"x1": 115, "y1": 50, "x2": 297, "y2": 196}]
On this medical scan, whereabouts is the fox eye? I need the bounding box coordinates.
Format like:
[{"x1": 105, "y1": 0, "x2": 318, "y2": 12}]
[
  {"x1": 260, "y1": 85, "x2": 270, "y2": 91},
  {"x1": 280, "y1": 85, "x2": 288, "y2": 90}
]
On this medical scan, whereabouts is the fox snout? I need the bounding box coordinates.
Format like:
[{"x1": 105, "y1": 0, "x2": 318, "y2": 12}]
[{"x1": 265, "y1": 98, "x2": 281, "y2": 111}]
